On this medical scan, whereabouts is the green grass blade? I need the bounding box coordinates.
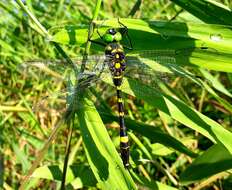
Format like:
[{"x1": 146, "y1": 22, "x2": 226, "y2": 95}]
[
  {"x1": 17, "y1": 129, "x2": 44, "y2": 150},
  {"x1": 170, "y1": 0, "x2": 232, "y2": 25},
  {"x1": 12, "y1": 143, "x2": 30, "y2": 173},
  {"x1": 31, "y1": 164, "x2": 97, "y2": 188},
  {"x1": 19, "y1": 119, "x2": 66, "y2": 190},
  {"x1": 0, "y1": 153, "x2": 3, "y2": 188},
  {"x1": 151, "y1": 141, "x2": 197, "y2": 157},
  {"x1": 202, "y1": 82, "x2": 232, "y2": 113},
  {"x1": 200, "y1": 69, "x2": 232, "y2": 98},
  {"x1": 180, "y1": 144, "x2": 232, "y2": 185},
  {"x1": 130, "y1": 170, "x2": 179, "y2": 190},
  {"x1": 102, "y1": 114, "x2": 197, "y2": 157},
  {"x1": 76, "y1": 92, "x2": 137, "y2": 190}
]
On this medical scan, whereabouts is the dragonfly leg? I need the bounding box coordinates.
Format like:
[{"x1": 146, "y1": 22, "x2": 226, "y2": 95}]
[
  {"x1": 96, "y1": 28, "x2": 104, "y2": 41},
  {"x1": 117, "y1": 18, "x2": 133, "y2": 50},
  {"x1": 98, "y1": 60, "x2": 107, "y2": 76},
  {"x1": 95, "y1": 19, "x2": 107, "y2": 40},
  {"x1": 88, "y1": 22, "x2": 106, "y2": 47},
  {"x1": 118, "y1": 18, "x2": 128, "y2": 36},
  {"x1": 88, "y1": 39, "x2": 106, "y2": 47}
]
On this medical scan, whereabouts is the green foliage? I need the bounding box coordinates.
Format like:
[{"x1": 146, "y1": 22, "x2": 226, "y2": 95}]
[
  {"x1": 52, "y1": 19, "x2": 232, "y2": 72},
  {"x1": 180, "y1": 144, "x2": 232, "y2": 185},
  {"x1": 31, "y1": 164, "x2": 97, "y2": 189},
  {"x1": 1, "y1": 0, "x2": 232, "y2": 190}
]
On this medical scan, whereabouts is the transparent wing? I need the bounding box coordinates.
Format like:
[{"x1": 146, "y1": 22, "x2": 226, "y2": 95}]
[
  {"x1": 19, "y1": 48, "x2": 207, "y2": 84},
  {"x1": 19, "y1": 49, "x2": 204, "y2": 114},
  {"x1": 19, "y1": 50, "x2": 176, "y2": 86}
]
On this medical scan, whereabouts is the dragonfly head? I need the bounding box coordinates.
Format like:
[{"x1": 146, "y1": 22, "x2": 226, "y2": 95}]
[{"x1": 103, "y1": 28, "x2": 122, "y2": 43}]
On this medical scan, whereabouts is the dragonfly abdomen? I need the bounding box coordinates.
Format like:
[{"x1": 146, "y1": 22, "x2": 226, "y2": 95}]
[
  {"x1": 105, "y1": 43, "x2": 129, "y2": 168},
  {"x1": 116, "y1": 87, "x2": 129, "y2": 168}
]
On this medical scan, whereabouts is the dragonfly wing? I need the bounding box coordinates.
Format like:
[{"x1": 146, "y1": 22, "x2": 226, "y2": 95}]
[
  {"x1": 18, "y1": 54, "x2": 107, "y2": 83},
  {"x1": 20, "y1": 48, "x2": 204, "y2": 118},
  {"x1": 124, "y1": 50, "x2": 203, "y2": 89},
  {"x1": 32, "y1": 72, "x2": 113, "y2": 119},
  {"x1": 18, "y1": 53, "x2": 112, "y2": 114}
]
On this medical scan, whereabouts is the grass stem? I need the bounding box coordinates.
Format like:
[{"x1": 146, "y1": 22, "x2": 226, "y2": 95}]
[{"x1": 81, "y1": 0, "x2": 102, "y2": 73}]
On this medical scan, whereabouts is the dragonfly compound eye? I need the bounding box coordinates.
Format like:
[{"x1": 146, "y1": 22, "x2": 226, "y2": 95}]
[
  {"x1": 103, "y1": 33, "x2": 114, "y2": 43},
  {"x1": 114, "y1": 32, "x2": 122, "y2": 42}
]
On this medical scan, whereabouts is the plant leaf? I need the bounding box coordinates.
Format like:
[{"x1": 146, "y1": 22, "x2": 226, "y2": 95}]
[
  {"x1": 130, "y1": 170, "x2": 179, "y2": 190},
  {"x1": 102, "y1": 114, "x2": 197, "y2": 157},
  {"x1": 76, "y1": 91, "x2": 137, "y2": 190},
  {"x1": 31, "y1": 164, "x2": 97, "y2": 188},
  {"x1": 180, "y1": 144, "x2": 232, "y2": 185},
  {"x1": 50, "y1": 19, "x2": 232, "y2": 72},
  {"x1": 170, "y1": 0, "x2": 232, "y2": 25}
]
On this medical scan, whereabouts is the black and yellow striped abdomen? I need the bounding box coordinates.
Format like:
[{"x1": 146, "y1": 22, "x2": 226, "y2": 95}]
[
  {"x1": 116, "y1": 86, "x2": 129, "y2": 167},
  {"x1": 105, "y1": 43, "x2": 130, "y2": 168}
]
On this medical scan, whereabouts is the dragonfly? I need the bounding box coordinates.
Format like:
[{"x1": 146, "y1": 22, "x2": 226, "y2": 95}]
[{"x1": 18, "y1": 22, "x2": 206, "y2": 189}]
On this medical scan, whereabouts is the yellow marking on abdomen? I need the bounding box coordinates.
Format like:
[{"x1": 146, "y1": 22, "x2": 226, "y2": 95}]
[
  {"x1": 120, "y1": 136, "x2": 129, "y2": 143},
  {"x1": 115, "y1": 63, "x2": 121, "y2": 69},
  {"x1": 113, "y1": 75, "x2": 122, "y2": 79},
  {"x1": 118, "y1": 98, "x2": 123, "y2": 102},
  {"x1": 119, "y1": 112, "x2": 124, "y2": 116},
  {"x1": 116, "y1": 86, "x2": 121, "y2": 90}
]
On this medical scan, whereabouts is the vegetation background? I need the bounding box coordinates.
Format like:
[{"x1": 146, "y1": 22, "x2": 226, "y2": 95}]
[{"x1": 0, "y1": 0, "x2": 232, "y2": 189}]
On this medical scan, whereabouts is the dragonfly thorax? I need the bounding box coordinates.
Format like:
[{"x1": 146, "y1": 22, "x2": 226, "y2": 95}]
[
  {"x1": 105, "y1": 43, "x2": 123, "y2": 54},
  {"x1": 105, "y1": 43, "x2": 125, "y2": 86}
]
